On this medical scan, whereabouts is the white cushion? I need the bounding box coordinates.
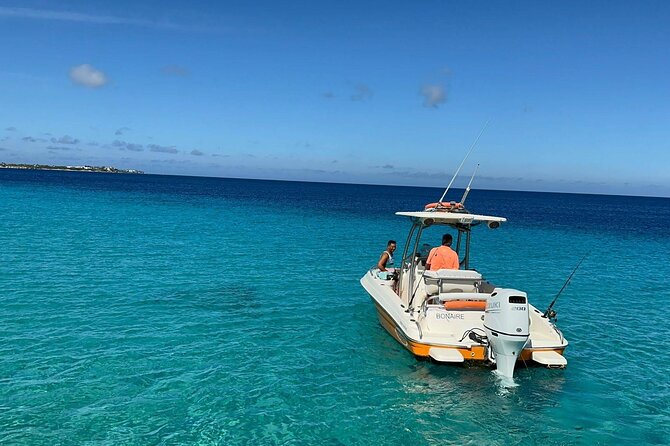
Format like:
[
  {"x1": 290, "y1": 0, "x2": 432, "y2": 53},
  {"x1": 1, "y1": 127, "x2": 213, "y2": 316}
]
[{"x1": 423, "y1": 269, "x2": 482, "y2": 280}]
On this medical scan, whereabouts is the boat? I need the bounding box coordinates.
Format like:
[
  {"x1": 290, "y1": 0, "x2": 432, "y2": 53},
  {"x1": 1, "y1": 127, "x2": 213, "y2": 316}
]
[{"x1": 360, "y1": 196, "x2": 569, "y2": 378}]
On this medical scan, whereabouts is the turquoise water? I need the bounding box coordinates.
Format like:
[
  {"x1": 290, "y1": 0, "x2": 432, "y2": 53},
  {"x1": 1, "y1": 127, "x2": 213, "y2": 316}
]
[{"x1": 1, "y1": 170, "x2": 669, "y2": 445}]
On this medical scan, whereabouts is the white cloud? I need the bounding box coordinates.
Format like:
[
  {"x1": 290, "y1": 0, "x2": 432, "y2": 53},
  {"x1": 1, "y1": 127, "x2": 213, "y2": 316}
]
[
  {"x1": 51, "y1": 135, "x2": 80, "y2": 144},
  {"x1": 0, "y1": 7, "x2": 222, "y2": 33},
  {"x1": 69, "y1": 64, "x2": 108, "y2": 88},
  {"x1": 162, "y1": 65, "x2": 190, "y2": 77},
  {"x1": 420, "y1": 85, "x2": 446, "y2": 108},
  {"x1": 1, "y1": 7, "x2": 173, "y2": 29},
  {"x1": 149, "y1": 144, "x2": 178, "y2": 154},
  {"x1": 112, "y1": 140, "x2": 143, "y2": 152},
  {"x1": 23, "y1": 136, "x2": 47, "y2": 143},
  {"x1": 351, "y1": 84, "x2": 373, "y2": 101}
]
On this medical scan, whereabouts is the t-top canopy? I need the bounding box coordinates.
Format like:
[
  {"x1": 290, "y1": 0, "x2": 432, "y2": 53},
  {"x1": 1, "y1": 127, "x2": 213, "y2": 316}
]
[{"x1": 395, "y1": 211, "x2": 507, "y2": 224}]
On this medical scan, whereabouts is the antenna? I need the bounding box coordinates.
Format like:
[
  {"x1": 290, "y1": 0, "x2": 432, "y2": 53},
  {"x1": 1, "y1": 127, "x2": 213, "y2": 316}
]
[
  {"x1": 437, "y1": 120, "x2": 490, "y2": 204},
  {"x1": 459, "y1": 163, "x2": 479, "y2": 205}
]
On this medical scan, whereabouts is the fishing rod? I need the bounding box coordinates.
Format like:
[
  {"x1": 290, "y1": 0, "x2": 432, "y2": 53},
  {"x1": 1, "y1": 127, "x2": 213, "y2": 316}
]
[
  {"x1": 543, "y1": 252, "x2": 590, "y2": 318},
  {"x1": 437, "y1": 120, "x2": 490, "y2": 203},
  {"x1": 459, "y1": 163, "x2": 480, "y2": 205}
]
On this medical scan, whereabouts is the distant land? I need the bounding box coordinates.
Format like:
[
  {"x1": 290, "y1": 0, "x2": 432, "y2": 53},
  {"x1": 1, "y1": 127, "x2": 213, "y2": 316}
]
[{"x1": 0, "y1": 162, "x2": 143, "y2": 174}]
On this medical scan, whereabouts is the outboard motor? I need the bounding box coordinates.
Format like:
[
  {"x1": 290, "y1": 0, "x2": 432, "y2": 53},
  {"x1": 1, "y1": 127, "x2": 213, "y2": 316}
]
[{"x1": 484, "y1": 289, "x2": 530, "y2": 378}]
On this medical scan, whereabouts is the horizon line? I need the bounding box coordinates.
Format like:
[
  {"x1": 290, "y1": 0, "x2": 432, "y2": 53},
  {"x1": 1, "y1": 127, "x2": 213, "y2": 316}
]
[
  {"x1": 148, "y1": 171, "x2": 670, "y2": 200},
  {"x1": 1, "y1": 164, "x2": 667, "y2": 200}
]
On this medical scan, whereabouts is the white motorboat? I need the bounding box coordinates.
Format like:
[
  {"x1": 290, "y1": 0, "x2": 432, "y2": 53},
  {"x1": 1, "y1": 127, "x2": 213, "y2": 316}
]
[{"x1": 360, "y1": 200, "x2": 569, "y2": 378}]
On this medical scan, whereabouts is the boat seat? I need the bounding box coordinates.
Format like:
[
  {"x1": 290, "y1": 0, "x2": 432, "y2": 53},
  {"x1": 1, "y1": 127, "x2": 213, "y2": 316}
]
[
  {"x1": 424, "y1": 269, "x2": 483, "y2": 295},
  {"x1": 424, "y1": 270, "x2": 483, "y2": 280}
]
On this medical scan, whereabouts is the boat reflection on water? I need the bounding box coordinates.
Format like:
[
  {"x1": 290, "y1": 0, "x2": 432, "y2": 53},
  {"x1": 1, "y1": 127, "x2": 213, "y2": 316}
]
[{"x1": 391, "y1": 361, "x2": 569, "y2": 443}]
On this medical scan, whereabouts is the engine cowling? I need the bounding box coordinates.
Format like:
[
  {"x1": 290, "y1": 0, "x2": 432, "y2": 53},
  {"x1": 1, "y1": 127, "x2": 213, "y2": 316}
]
[{"x1": 484, "y1": 289, "x2": 530, "y2": 378}]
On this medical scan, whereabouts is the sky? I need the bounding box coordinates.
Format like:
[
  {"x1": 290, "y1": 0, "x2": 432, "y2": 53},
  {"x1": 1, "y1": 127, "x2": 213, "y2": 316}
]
[{"x1": 0, "y1": 1, "x2": 669, "y2": 197}]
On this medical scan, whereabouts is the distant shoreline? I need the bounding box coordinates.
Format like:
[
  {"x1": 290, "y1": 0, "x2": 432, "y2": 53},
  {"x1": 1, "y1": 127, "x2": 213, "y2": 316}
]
[
  {"x1": 0, "y1": 163, "x2": 143, "y2": 174},
  {"x1": 1, "y1": 164, "x2": 667, "y2": 199}
]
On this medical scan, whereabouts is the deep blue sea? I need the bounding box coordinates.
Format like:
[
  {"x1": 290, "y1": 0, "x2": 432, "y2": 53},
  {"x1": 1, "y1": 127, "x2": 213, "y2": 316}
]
[{"x1": 1, "y1": 169, "x2": 669, "y2": 445}]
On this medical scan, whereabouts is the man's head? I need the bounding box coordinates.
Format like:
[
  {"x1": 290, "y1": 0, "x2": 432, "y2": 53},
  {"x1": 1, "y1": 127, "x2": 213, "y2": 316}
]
[
  {"x1": 441, "y1": 234, "x2": 453, "y2": 246},
  {"x1": 387, "y1": 240, "x2": 397, "y2": 253}
]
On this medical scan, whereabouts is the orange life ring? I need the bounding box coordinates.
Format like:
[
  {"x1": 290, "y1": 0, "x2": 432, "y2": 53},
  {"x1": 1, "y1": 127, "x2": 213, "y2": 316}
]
[
  {"x1": 444, "y1": 300, "x2": 487, "y2": 311},
  {"x1": 424, "y1": 201, "x2": 464, "y2": 211}
]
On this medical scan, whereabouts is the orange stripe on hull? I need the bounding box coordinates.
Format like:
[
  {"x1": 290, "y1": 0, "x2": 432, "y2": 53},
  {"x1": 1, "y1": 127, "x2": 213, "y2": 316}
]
[{"x1": 373, "y1": 301, "x2": 486, "y2": 360}]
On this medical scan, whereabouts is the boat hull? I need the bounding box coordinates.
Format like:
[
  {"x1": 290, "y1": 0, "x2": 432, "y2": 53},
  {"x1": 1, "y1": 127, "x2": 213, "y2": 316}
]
[{"x1": 370, "y1": 295, "x2": 566, "y2": 365}]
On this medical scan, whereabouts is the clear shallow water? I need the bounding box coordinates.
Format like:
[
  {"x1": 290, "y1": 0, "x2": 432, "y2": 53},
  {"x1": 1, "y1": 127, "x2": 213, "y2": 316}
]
[{"x1": 1, "y1": 169, "x2": 669, "y2": 445}]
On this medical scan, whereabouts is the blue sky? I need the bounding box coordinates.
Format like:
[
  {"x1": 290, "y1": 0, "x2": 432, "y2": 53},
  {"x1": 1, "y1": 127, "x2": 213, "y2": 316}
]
[{"x1": 0, "y1": 1, "x2": 668, "y2": 196}]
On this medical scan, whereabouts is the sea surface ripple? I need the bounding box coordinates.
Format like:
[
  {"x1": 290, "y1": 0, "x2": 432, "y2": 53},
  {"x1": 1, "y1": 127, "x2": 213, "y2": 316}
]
[{"x1": 1, "y1": 170, "x2": 669, "y2": 445}]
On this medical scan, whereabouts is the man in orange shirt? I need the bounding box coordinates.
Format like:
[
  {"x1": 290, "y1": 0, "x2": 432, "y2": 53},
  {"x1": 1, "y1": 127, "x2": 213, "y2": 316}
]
[{"x1": 426, "y1": 234, "x2": 459, "y2": 271}]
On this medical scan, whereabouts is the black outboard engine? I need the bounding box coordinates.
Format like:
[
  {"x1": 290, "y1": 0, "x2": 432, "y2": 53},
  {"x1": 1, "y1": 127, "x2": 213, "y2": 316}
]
[{"x1": 483, "y1": 289, "x2": 530, "y2": 377}]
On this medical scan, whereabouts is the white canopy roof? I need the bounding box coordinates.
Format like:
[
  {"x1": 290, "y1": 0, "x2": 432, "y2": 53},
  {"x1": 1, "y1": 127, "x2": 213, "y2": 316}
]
[{"x1": 395, "y1": 211, "x2": 507, "y2": 224}]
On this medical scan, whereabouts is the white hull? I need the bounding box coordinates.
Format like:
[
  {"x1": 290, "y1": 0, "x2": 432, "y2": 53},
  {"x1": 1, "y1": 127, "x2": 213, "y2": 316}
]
[{"x1": 361, "y1": 269, "x2": 568, "y2": 372}]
